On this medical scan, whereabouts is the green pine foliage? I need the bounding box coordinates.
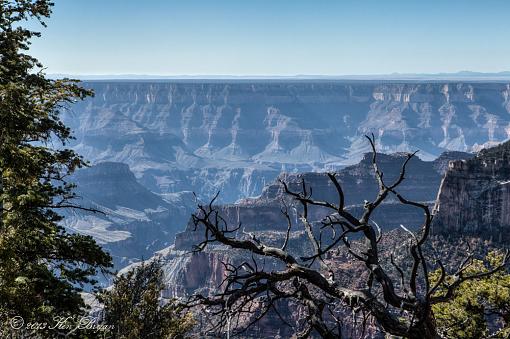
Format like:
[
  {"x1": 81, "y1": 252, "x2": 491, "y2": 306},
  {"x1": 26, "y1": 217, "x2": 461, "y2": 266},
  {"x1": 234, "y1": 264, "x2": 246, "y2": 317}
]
[
  {"x1": 0, "y1": 0, "x2": 112, "y2": 335},
  {"x1": 98, "y1": 260, "x2": 195, "y2": 339},
  {"x1": 431, "y1": 251, "x2": 510, "y2": 339}
]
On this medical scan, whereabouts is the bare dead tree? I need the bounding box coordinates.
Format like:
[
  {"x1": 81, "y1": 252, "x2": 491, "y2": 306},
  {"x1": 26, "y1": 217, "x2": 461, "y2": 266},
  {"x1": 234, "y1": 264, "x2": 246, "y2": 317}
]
[{"x1": 186, "y1": 135, "x2": 509, "y2": 339}]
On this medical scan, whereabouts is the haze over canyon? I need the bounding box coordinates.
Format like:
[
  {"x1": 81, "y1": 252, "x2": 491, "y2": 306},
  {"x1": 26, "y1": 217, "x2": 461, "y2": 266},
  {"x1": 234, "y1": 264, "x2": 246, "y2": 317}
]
[{"x1": 59, "y1": 80, "x2": 510, "y2": 272}]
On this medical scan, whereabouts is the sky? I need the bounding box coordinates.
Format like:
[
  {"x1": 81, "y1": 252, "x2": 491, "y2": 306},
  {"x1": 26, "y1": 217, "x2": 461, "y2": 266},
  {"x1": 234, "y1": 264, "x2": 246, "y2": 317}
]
[{"x1": 27, "y1": 0, "x2": 510, "y2": 76}]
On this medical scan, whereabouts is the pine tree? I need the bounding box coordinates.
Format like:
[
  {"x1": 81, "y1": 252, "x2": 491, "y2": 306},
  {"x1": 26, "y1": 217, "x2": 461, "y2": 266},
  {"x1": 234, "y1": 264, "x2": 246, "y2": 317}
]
[
  {"x1": 98, "y1": 260, "x2": 195, "y2": 339},
  {"x1": 0, "y1": 0, "x2": 112, "y2": 334},
  {"x1": 431, "y1": 251, "x2": 510, "y2": 339}
]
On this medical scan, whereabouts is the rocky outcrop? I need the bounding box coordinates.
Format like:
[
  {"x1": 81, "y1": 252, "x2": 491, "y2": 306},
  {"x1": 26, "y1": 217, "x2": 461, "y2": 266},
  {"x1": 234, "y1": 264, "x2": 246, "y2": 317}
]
[
  {"x1": 432, "y1": 151, "x2": 476, "y2": 174},
  {"x1": 72, "y1": 162, "x2": 164, "y2": 210},
  {"x1": 63, "y1": 162, "x2": 195, "y2": 271},
  {"x1": 433, "y1": 141, "x2": 510, "y2": 241},
  {"x1": 65, "y1": 81, "x2": 510, "y2": 202}
]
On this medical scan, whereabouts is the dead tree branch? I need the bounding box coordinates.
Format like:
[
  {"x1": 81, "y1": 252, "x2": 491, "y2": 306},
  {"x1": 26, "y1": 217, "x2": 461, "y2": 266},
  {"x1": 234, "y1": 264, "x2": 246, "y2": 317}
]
[{"x1": 186, "y1": 135, "x2": 509, "y2": 338}]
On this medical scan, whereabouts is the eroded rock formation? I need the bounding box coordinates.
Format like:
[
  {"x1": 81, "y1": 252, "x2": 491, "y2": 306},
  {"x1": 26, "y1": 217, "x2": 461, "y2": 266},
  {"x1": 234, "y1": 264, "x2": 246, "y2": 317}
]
[
  {"x1": 433, "y1": 140, "x2": 510, "y2": 242},
  {"x1": 65, "y1": 81, "x2": 510, "y2": 202}
]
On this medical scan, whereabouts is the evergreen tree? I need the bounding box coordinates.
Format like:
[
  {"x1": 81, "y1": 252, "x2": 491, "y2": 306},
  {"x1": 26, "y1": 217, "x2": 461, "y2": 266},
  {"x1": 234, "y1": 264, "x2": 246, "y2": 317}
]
[
  {"x1": 431, "y1": 251, "x2": 510, "y2": 339},
  {"x1": 99, "y1": 260, "x2": 194, "y2": 339},
  {"x1": 0, "y1": 0, "x2": 112, "y2": 334}
]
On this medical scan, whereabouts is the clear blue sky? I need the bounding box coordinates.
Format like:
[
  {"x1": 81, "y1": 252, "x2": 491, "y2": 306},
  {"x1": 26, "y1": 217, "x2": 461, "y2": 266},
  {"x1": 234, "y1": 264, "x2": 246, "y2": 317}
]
[{"x1": 28, "y1": 0, "x2": 510, "y2": 76}]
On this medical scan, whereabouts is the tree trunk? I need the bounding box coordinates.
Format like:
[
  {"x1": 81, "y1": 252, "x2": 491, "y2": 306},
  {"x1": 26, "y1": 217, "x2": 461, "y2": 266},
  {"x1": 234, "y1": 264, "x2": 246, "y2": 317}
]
[
  {"x1": 407, "y1": 310, "x2": 438, "y2": 339},
  {"x1": 0, "y1": 166, "x2": 3, "y2": 231}
]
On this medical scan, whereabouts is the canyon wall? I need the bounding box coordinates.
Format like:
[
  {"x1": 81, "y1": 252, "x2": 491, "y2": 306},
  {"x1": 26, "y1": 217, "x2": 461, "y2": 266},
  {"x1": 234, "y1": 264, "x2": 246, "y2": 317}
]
[
  {"x1": 433, "y1": 140, "x2": 510, "y2": 242},
  {"x1": 66, "y1": 81, "x2": 510, "y2": 203},
  {"x1": 64, "y1": 81, "x2": 508, "y2": 281}
]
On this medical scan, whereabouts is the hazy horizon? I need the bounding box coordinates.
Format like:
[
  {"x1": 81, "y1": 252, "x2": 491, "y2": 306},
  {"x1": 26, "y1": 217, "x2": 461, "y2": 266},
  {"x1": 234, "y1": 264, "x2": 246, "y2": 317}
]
[{"x1": 46, "y1": 70, "x2": 510, "y2": 81}]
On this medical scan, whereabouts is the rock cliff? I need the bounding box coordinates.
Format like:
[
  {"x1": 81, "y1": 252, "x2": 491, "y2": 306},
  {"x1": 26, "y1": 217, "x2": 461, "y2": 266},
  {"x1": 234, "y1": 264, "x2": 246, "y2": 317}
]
[
  {"x1": 433, "y1": 140, "x2": 510, "y2": 241},
  {"x1": 65, "y1": 81, "x2": 510, "y2": 202}
]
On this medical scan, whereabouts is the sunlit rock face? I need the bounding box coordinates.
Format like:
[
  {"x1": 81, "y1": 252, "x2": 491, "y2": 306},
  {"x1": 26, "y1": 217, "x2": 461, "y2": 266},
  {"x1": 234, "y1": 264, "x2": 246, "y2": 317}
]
[
  {"x1": 64, "y1": 81, "x2": 510, "y2": 203},
  {"x1": 433, "y1": 140, "x2": 510, "y2": 242}
]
